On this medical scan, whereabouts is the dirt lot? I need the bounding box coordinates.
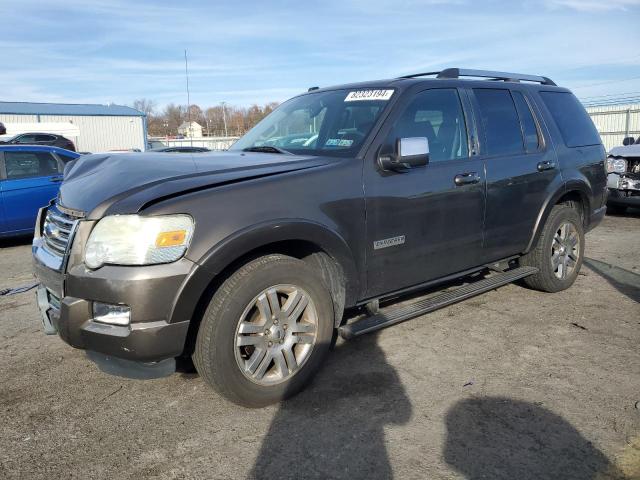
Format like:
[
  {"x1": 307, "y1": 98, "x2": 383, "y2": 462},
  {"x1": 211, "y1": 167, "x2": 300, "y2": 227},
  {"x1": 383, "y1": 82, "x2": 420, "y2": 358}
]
[{"x1": 1, "y1": 212, "x2": 639, "y2": 480}]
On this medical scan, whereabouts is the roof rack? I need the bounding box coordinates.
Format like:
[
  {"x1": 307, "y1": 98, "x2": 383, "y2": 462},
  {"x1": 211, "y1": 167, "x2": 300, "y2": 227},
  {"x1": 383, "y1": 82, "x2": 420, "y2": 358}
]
[{"x1": 400, "y1": 68, "x2": 556, "y2": 86}]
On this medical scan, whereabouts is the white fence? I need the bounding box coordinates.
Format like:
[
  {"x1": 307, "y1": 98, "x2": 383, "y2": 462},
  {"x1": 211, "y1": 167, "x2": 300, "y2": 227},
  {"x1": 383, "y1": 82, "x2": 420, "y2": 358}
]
[
  {"x1": 149, "y1": 136, "x2": 239, "y2": 151},
  {"x1": 586, "y1": 103, "x2": 640, "y2": 152}
]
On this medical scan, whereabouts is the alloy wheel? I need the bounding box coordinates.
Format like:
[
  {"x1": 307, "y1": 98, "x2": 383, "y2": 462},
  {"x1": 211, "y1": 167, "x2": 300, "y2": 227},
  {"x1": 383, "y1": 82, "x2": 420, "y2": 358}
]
[
  {"x1": 551, "y1": 222, "x2": 580, "y2": 280},
  {"x1": 234, "y1": 284, "x2": 318, "y2": 385}
]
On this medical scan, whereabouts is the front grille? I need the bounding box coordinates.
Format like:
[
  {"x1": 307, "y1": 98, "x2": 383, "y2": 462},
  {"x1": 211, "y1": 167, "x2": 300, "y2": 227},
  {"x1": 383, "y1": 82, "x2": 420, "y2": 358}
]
[{"x1": 42, "y1": 204, "x2": 80, "y2": 257}]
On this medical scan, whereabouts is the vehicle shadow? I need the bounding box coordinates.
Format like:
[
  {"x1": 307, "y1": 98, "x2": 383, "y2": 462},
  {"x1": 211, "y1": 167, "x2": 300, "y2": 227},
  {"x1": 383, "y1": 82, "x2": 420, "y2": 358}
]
[
  {"x1": 0, "y1": 234, "x2": 32, "y2": 248},
  {"x1": 584, "y1": 257, "x2": 640, "y2": 303},
  {"x1": 444, "y1": 396, "x2": 626, "y2": 480},
  {"x1": 606, "y1": 207, "x2": 640, "y2": 218},
  {"x1": 248, "y1": 331, "x2": 412, "y2": 480}
]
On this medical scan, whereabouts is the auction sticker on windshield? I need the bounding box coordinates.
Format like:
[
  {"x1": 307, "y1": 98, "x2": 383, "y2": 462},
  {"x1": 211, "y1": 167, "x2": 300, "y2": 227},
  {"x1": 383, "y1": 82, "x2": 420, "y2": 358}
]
[{"x1": 344, "y1": 89, "x2": 394, "y2": 102}]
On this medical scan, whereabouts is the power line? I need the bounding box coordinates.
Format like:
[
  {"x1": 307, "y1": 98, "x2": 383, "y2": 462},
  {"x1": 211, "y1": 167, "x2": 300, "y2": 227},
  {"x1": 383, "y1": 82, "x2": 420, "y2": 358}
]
[
  {"x1": 582, "y1": 94, "x2": 640, "y2": 103},
  {"x1": 582, "y1": 97, "x2": 640, "y2": 107},
  {"x1": 572, "y1": 75, "x2": 640, "y2": 90},
  {"x1": 580, "y1": 90, "x2": 640, "y2": 100}
]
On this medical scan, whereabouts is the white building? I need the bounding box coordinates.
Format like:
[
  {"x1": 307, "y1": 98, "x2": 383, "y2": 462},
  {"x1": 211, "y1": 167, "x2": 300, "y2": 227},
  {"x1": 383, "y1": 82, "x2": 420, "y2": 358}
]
[
  {"x1": 586, "y1": 102, "x2": 640, "y2": 152},
  {"x1": 177, "y1": 121, "x2": 203, "y2": 138},
  {"x1": 0, "y1": 101, "x2": 146, "y2": 152}
]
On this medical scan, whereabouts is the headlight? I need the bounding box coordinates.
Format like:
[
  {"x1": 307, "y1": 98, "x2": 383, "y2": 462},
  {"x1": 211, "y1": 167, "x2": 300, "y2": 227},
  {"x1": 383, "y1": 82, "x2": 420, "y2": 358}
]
[
  {"x1": 84, "y1": 214, "x2": 194, "y2": 269},
  {"x1": 607, "y1": 157, "x2": 627, "y2": 174}
]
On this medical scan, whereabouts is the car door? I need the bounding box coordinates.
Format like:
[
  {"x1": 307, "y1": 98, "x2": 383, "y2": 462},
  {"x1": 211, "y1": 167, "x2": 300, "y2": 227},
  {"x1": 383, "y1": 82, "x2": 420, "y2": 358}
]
[
  {"x1": 468, "y1": 87, "x2": 561, "y2": 262},
  {"x1": 364, "y1": 87, "x2": 486, "y2": 298},
  {"x1": 0, "y1": 150, "x2": 63, "y2": 233},
  {"x1": 0, "y1": 159, "x2": 6, "y2": 234}
]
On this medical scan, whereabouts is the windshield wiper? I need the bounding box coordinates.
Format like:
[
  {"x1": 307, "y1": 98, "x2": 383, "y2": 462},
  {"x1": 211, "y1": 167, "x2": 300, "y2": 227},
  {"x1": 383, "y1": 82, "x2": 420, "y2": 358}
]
[{"x1": 242, "y1": 145, "x2": 290, "y2": 154}]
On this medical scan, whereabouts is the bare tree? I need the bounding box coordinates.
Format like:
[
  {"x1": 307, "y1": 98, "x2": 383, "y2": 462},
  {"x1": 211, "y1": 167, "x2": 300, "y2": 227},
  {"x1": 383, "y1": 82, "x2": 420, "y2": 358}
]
[
  {"x1": 132, "y1": 98, "x2": 156, "y2": 117},
  {"x1": 145, "y1": 101, "x2": 280, "y2": 138},
  {"x1": 163, "y1": 103, "x2": 184, "y2": 133}
]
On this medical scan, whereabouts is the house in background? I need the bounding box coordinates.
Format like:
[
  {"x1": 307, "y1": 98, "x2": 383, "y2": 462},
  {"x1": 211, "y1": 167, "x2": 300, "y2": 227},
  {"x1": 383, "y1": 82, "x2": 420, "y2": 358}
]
[{"x1": 177, "y1": 121, "x2": 202, "y2": 138}]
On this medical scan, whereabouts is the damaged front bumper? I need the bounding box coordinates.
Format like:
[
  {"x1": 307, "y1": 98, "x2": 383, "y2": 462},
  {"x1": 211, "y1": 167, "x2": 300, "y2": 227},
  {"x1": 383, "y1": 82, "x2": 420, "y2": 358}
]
[
  {"x1": 607, "y1": 172, "x2": 640, "y2": 208},
  {"x1": 32, "y1": 203, "x2": 194, "y2": 367}
]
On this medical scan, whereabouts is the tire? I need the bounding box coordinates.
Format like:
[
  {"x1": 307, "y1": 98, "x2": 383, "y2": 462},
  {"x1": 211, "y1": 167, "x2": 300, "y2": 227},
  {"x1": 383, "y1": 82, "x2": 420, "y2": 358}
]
[
  {"x1": 520, "y1": 205, "x2": 585, "y2": 293},
  {"x1": 193, "y1": 254, "x2": 334, "y2": 407}
]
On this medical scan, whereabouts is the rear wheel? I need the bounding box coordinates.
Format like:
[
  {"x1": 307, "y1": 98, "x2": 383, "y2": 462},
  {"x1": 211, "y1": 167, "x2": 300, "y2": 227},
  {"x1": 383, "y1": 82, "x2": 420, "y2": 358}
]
[
  {"x1": 520, "y1": 205, "x2": 584, "y2": 293},
  {"x1": 193, "y1": 254, "x2": 334, "y2": 407}
]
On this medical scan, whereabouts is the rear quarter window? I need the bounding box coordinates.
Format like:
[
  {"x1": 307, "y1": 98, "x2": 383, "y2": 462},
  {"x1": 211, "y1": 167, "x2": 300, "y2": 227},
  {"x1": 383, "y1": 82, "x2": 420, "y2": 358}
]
[{"x1": 539, "y1": 91, "x2": 601, "y2": 148}]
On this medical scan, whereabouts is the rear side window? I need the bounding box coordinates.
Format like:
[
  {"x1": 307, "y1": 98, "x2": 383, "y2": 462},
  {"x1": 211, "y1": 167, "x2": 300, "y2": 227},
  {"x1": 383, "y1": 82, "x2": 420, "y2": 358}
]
[
  {"x1": 4, "y1": 151, "x2": 60, "y2": 179},
  {"x1": 512, "y1": 91, "x2": 541, "y2": 152},
  {"x1": 539, "y1": 91, "x2": 600, "y2": 147},
  {"x1": 474, "y1": 89, "x2": 524, "y2": 156},
  {"x1": 35, "y1": 134, "x2": 56, "y2": 142}
]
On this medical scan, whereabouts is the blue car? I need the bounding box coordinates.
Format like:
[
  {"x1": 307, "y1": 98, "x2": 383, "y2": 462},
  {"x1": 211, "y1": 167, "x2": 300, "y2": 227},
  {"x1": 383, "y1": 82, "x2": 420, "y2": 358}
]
[{"x1": 0, "y1": 145, "x2": 80, "y2": 237}]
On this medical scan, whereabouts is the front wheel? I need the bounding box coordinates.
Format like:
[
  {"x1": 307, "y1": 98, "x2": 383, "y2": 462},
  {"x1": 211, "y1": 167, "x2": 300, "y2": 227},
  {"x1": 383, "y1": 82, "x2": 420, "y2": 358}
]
[
  {"x1": 520, "y1": 205, "x2": 585, "y2": 293},
  {"x1": 193, "y1": 254, "x2": 334, "y2": 407}
]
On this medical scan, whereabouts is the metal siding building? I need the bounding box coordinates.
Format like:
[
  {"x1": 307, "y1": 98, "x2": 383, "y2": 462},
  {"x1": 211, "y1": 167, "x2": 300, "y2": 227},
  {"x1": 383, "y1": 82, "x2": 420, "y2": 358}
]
[
  {"x1": 585, "y1": 103, "x2": 640, "y2": 152},
  {"x1": 0, "y1": 102, "x2": 146, "y2": 152}
]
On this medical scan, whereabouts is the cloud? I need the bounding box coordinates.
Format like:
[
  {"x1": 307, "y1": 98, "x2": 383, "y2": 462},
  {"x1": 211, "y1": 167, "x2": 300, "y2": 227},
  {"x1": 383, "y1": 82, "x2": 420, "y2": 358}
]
[
  {"x1": 1, "y1": 0, "x2": 639, "y2": 107},
  {"x1": 544, "y1": 0, "x2": 640, "y2": 11}
]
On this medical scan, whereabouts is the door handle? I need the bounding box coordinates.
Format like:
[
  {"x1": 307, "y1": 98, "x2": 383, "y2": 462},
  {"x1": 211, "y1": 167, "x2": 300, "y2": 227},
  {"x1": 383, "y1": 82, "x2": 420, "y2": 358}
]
[
  {"x1": 49, "y1": 176, "x2": 63, "y2": 183},
  {"x1": 537, "y1": 161, "x2": 556, "y2": 172},
  {"x1": 454, "y1": 172, "x2": 480, "y2": 186}
]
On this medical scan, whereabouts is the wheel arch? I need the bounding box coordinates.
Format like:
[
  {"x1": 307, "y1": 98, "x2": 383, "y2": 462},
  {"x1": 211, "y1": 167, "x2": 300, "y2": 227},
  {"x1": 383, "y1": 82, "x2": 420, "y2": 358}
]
[
  {"x1": 525, "y1": 181, "x2": 591, "y2": 254},
  {"x1": 170, "y1": 220, "x2": 358, "y2": 356}
]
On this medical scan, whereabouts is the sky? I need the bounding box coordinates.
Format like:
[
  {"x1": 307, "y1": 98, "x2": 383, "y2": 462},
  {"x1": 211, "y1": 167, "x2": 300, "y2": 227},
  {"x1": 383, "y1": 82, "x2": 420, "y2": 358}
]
[{"x1": 1, "y1": 0, "x2": 639, "y2": 111}]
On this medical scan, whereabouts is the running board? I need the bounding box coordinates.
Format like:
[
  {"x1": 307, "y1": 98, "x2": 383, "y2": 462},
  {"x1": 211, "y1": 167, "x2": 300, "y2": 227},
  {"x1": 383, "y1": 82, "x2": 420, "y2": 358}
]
[{"x1": 339, "y1": 266, "x2": 538, "y2": 340}]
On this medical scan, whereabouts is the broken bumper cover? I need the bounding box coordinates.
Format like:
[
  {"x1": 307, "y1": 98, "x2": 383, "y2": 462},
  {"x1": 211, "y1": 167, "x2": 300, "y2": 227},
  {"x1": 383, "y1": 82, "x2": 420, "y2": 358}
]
[
  {"x1": 607, "y1": 188, "x2": 640, "y2": 208},
  {"x1": 607, "y1": 173, "x2": 640, "y2": 208},
  {"x1": 49, "y1": 296, "x2": 190, "y2": 362},
  {"x1": 33, "y1": 237, "x2": 193, "y2": 363}
]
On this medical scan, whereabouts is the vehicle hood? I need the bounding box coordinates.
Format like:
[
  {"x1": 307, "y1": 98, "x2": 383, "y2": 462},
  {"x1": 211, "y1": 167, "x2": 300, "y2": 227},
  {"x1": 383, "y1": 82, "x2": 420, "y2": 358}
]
[
  {"x1": 59, "y1": 151, "x2": 331, "y2": 219},
  {"x1": 609, "y1": 144, "x2": 640, "y2": 158}
]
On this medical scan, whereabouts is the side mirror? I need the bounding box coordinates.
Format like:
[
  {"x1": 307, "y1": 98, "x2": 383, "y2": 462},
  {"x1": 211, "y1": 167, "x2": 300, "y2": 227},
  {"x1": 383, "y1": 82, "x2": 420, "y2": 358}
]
[
  {"x1": 623, "y1": 136, "x2": 635, "y2": 146},
  {"x1": 378, "y1": 137, "x2": 429, "y2": 172}
]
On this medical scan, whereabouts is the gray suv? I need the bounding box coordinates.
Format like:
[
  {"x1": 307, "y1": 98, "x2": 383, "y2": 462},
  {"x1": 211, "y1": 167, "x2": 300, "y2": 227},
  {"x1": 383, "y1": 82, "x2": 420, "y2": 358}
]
[
  {"x1": 606, "y1": 140, "x2": 640, "y2": 213},
  {"x1": 32, "y1": 68, "x2": 607, "y2": 406}
]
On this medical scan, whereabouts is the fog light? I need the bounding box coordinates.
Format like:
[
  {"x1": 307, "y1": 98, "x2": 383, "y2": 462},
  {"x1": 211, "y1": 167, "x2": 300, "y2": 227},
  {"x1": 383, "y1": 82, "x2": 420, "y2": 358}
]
[{"x1": 93, "y1": 302, "x2": 131, "y2": 326}]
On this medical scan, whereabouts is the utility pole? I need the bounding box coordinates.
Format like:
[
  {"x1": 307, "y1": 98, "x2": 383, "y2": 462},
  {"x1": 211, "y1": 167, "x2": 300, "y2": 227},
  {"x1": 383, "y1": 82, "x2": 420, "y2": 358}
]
[
  {"x1": 221, "y1": 101, "x2": 228, "y2": 137},
  {"x1": 184, "y1": 49, "x2": 192, "y2": 146}
]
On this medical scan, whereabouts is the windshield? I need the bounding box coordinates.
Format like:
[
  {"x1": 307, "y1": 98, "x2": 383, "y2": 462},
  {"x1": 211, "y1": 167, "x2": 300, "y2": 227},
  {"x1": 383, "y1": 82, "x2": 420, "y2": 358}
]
[{"x1": 231, "y1": 88, "x2": 394, "y2": 157}]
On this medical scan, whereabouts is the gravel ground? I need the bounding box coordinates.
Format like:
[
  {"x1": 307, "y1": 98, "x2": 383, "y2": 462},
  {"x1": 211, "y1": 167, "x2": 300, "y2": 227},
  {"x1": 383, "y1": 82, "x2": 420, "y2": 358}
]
[{"x1": 1, "y1": 211, "x2": 639, "y2": 480}]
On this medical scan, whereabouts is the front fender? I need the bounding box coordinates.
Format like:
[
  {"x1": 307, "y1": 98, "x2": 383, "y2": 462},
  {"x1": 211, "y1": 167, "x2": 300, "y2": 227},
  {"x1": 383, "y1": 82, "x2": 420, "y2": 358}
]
[{"x1": 168, "y1": 219, "x2": 360, "y2": 325}]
